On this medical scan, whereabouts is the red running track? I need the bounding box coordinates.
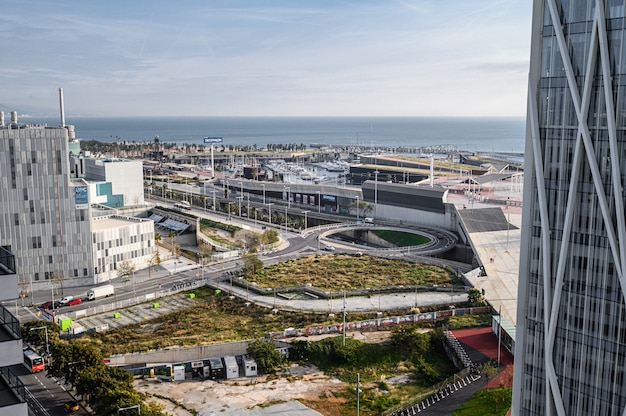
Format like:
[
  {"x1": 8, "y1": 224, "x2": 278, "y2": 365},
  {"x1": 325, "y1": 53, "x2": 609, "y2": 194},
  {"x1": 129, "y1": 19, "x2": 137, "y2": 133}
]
[{"x1": 450, "y1": 326, "x2": 514, "y2": 366}]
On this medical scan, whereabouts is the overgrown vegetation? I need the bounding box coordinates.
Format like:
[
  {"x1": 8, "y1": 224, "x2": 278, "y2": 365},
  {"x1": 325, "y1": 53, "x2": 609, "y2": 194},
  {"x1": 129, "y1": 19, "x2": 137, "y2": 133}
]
[
  {"x1": 251, "y1": 254, "x2": 459, "y2": 291},
  {"x1": 289, "y1": 326, "x2": 458, "y2": 415}
]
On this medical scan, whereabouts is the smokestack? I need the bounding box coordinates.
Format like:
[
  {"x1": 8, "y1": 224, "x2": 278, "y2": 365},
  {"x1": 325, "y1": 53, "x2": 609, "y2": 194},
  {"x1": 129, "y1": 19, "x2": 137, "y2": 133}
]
[
  {"x1": 59, "y1": 87, "x2": 66, "y2": 127},
  {"x1": 0, "y1": 111, "x2": 4, "y2": 127},
  {"x1": 11, "y1": 111, "x2": 17, "y2": 124}
]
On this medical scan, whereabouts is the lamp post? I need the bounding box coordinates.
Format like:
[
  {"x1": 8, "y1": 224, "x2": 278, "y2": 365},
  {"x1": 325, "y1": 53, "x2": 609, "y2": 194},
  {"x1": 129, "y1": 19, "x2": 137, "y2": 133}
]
[
  {"x1": 355, "y1": 196, "x2": 360, "y2": 221},
  {"x1": 238, "y1": 181, "x2": 243, "y2": 198},
  {"x1": 374, "y1": 169, "x2": 379, "y2": 218},
  {"x1": 284, "y1": 186, "x2": 290, "y2": 208},
  {"x1": 316, "y1": 191, "x2": 321, "y2": 213},
  {"x1": 302, "y1": 210, "x2": 310, "y2": 232},
  {"x1": 237, "y1": 196, "x2": 243, "y2": 217},
  {"x1": 284, "y1": 204, "x2": 289, "y2": 238},
  {"x1": 30, "y1": 326, "x2": 49, "y2": 355},
  {"x1": 266, "y1": 202, "x2": 274, "y2": 225},
  {"x1": 210, "y1": 189, "x2": 217, "y2": 211},
  {"x1": 262, "y1": 183, "x2": 266, "y2": 205}
]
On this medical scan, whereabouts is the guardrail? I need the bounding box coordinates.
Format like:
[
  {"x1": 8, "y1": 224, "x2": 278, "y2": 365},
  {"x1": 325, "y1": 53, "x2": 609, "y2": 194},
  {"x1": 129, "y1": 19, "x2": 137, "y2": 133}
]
[
  {"x1": 0, "y1": 366, "x2": 26, "y2": 405},
  {"x1": 0, "y1": 303, "x2": 20, "y2": 339}
]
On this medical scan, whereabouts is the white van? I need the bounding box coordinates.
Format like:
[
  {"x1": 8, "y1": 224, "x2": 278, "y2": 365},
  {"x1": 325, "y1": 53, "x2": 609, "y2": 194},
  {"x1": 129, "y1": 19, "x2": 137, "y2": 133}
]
[
  {"x1": 60, "y1": 295, "x2": 74, "y2": 304},
  {"x1": 364, "y1": 217, "x2": 374, "y2": 224}
]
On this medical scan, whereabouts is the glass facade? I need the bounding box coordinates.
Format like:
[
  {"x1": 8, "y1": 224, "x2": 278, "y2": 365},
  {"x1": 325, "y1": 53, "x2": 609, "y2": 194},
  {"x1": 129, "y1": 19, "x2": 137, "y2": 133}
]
[{"x1": 514, "y1": 1, "x2": 626, "y2": 415}]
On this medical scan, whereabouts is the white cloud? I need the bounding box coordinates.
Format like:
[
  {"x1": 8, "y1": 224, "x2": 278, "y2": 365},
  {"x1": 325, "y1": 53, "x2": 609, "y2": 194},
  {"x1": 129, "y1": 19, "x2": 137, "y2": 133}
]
[{"x1": 0, "y1": 0, "x2": 531, "y2": 117}]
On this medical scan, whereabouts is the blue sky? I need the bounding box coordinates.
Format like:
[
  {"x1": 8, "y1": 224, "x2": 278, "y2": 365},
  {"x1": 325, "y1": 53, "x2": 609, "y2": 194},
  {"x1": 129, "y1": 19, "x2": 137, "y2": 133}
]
[{"x1": 1, "y1": 0, "x2": 532, "y2": 117}]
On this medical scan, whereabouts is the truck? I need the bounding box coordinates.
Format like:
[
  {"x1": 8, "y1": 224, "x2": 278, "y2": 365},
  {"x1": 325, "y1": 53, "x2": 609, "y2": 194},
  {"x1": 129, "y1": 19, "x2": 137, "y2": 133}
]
[{"x1": 87, "y1": 284, "x2": 115, "y2": 300}]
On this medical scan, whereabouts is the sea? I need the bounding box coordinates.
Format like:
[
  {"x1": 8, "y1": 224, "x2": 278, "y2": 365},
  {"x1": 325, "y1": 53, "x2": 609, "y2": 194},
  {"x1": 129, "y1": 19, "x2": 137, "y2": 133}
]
[{"x1": 25, "y1": 116, "x2": 526, "y2": 154}]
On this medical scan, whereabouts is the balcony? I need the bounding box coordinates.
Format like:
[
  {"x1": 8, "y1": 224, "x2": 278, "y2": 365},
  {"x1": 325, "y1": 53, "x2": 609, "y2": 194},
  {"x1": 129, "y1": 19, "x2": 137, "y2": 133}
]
[
  {"x1": 0, "y1": 305, "x2": 21, "y2": 368},
  {"x1": 0, "y1": 366, "x2": 27, "y2": 416},
  {"x1": 0, "y1": 247, "x2": 17, "y2": 303}
]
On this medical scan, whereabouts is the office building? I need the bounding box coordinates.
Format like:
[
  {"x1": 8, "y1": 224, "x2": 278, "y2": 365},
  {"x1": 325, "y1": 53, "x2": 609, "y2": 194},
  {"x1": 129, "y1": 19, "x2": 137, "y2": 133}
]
[
  {"x1": 0, "y1": 111, "x2": 95, "y2": 291},
  {"x1": 513, "y1": 1, "x2": 626, "y2": 414},
  {"x1": 0, "y1": 91, "x2": 155, "y2": 291}
]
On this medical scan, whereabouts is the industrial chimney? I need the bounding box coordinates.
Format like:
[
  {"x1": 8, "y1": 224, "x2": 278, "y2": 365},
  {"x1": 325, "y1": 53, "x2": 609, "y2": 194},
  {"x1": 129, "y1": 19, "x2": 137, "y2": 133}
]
[
  {"x1": 59, "y1": 87, "x2": 66, "y2": 127},
  {"x1": 0, "y1": 111, "x2": 4, "y2": 127}
]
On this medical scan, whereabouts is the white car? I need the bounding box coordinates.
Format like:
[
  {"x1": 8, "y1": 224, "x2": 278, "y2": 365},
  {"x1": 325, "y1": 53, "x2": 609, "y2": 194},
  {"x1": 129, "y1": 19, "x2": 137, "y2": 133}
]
[
  {"x1": 323, "y1": 245, "x2": 335, "y2": 251},
  {"x1": 60, "y1": 295, "x2": 74, "y2": 304}
]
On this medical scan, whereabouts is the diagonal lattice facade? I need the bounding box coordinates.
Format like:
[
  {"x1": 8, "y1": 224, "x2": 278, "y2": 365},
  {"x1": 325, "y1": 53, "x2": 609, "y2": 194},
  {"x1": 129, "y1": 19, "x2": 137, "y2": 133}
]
[{"x1": 513, "y1": 1, "x2": 626, "y2": 415}]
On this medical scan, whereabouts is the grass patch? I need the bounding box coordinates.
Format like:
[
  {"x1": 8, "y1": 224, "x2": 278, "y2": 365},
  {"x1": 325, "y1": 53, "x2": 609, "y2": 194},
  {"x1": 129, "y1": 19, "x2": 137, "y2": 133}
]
[
  {"x1": 445, "y1": 314, "x2": 492, "y2": 329},
  {"x1": 251, "y1": 254, "x2": 459, "y2": 290},
  {"x1": 370, "y1": 230, "x2": 431, "y2": 247},
  {"x1": 450, "y1": 387, "x2": 512, "y2": 416}
]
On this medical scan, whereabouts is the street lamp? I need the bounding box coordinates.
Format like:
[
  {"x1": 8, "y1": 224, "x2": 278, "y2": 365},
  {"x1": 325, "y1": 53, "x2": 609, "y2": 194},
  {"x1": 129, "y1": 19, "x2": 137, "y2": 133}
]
[
  {"x1": 355, "y1": 196, "x2": 360, "y2": 221},
  {"x1": 284, "y1": 204, "x2": 289, "y2": 238},
  {"x1": 302, "y1": 210, "x2": 310, "y2": 232},
  {"x1": 210, "y1": 189, "x2": 217, "y2": 211},
  {"x1": 374, "y1": 169, "x2": 379, "y2": 219},
  {"x1": 238, "y1": 181, "x2": 243, "y2": 197},
  {"x1": 30, "y1": 326, "x2": 49, "y2": 355},
  {"x1": 262, "y1": 184, "x2": 266, "y2": 205},
  {"x1": 237, "y1": 196, "x2": 243, "y2": 217},
  {"x1": 316, "y1": 190, "x2": 321, "y2": 213},
  {"x1": 266, "y1": 202, "x2": 274, "y2": 225},
  {"x1": 284, "y1": 186, "x2": 291, "y2": 208}
]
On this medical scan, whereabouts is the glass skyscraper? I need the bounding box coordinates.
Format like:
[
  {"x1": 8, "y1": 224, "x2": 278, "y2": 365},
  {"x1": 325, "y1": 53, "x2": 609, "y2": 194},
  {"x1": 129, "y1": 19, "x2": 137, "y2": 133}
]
[{"x1": 513, "y1": 1, "x2": 626, "y2": 415}]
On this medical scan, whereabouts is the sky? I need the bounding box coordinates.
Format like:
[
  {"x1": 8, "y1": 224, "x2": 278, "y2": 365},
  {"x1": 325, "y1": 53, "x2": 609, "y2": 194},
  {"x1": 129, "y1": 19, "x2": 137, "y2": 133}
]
[{"x1": 0, "y1": 0, "x2": 532, "y2": 118}]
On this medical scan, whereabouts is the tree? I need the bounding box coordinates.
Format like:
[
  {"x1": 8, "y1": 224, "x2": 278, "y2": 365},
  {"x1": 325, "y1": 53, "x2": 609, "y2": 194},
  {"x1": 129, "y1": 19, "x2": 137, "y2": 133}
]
[
  {"x1": 76, "y1": 365, "x2": 133, "y2": 408},
  {"x1": 148, "y1": 249, "x2": 161, "y2": 277},
  {"x1": 467, "y1": 288, "x2": 486, "y2": 306},
  {"x1": 168, "y1": 231, "x2": 176, "y2": 256},
  {"x1": 242, "y1": 254, "x2": 264, "y2": 279},
  {"x1": 247, "y1": 338, "x2": 285, "y2": 374},
  {"x1": 117, "y1": 260, "x2": 136, "y2": 280},
  {"x1": 390, "y1": 326, "x2": 430, "y2": 359},
  {"x1": 261, "y1": 229, "x2": 279, "y2": 245},
  {"x1": 50, "y1": 270, "x2": 65, "y2": 296},
  {"x1": 21, "y1": 321, "x2": 61, "y2": 349}
]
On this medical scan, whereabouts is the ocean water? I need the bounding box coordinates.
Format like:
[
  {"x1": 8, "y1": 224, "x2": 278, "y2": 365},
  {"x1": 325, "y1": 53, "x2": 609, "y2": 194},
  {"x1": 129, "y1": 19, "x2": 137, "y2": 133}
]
[{"x1": 27, "y1": 116, "x2": 526, "y2": 154}]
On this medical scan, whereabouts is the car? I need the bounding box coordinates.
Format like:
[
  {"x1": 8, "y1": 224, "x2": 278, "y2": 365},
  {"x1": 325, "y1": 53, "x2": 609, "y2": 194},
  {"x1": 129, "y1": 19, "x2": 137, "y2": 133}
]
[
  {"x1": 323, "y1": 245, "x2": 335, "y2": 251},
  {"x1": 64, "y1": 400, "x2": 79, "y2": 412},
  {"x1": 41, "y1": 300, "x2": 63, "y2": 310},
  {"x1": 60, "y1": 295, "x2": 74, "y2": 305},
  {"x1": 39, "y1": 301, "x2": 53, "y2": 309},
  {"x1": 66, "y1": 298, "x2": 82, "y2": 306}
]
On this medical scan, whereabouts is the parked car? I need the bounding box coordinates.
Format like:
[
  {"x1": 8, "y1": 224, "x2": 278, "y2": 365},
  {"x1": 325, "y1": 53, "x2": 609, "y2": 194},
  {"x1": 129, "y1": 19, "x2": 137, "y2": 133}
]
[
  {"x1": 64, "y1": 400, "x2": 79, "y2": 412},
  {"x1": 65, "y1": 298, "x2": 82, "y2": 306},
  {"x1": 60, "y1": 295, "x2": 74, "y2": 305},
  {"x1": 41, "y1": 300, "x2": 63, "y2": 310},
  {"x1": 39, "y1": 301, "x2": 53, "y2": 309}
]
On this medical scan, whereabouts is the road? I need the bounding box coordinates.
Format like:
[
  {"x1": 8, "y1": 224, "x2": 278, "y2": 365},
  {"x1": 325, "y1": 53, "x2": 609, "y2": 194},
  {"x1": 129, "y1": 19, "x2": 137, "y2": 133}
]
[{"x1": 11, "y1": 364, "x2": 87, "y2": 416}]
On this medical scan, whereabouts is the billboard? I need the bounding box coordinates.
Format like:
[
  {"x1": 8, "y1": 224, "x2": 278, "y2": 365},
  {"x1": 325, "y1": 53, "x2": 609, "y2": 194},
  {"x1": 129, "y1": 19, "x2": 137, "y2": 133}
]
[
  {"x1": 74, "y1": 185, "x2": 89, "y2": 209},
  {"x1": 203, "y1": 137, "x2": 223, "y2": 144}
]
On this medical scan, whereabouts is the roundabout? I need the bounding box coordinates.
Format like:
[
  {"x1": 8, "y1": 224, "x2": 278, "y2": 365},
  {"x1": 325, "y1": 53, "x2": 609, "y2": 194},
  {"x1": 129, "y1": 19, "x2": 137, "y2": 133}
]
[{"x1": 316, "y1": 223, "x2": 458, "y2": 257}]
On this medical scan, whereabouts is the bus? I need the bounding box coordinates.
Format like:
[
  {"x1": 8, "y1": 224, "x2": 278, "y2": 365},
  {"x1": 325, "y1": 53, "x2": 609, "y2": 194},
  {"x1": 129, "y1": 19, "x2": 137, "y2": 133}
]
[
  {"x1": 173, "y1": 201, "x2": 192, "y2": 211},
  {"x1": 23, "y1": 349, "x2": 45, "y2": 373}
]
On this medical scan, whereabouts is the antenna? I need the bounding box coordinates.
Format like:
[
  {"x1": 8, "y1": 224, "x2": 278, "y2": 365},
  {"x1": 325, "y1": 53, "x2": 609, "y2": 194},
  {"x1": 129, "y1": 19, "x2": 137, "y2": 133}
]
[{"x1": 59, "y1": 87, "x2": 66, "y2": 127}]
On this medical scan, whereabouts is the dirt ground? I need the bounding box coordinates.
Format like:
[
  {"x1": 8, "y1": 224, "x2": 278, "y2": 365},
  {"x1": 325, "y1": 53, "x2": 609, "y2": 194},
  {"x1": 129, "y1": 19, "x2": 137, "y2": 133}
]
[
  {"x1": 136, "y1": 363, "x2": 346, "y2": 416},
  {"x1": 136, "y1": 331, "x2": 393, "y2": 416}
]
